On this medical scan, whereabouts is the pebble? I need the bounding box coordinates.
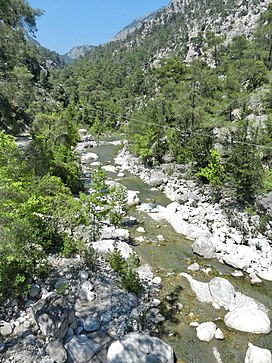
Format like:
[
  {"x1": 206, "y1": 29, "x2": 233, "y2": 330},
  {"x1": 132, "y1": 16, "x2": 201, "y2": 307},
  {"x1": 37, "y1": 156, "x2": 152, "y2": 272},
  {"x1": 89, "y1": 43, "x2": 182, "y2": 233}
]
[
  {"x1": 136, "y1": 227, "x2": 146, "y2": 233},
  {"x1": 29, "y1": 283, "x2": 41, "y2": 298},
  {"x1": 231, "y1": 270, "x2": 244, "y2": 277},
  {"x1": 187, "y1": 262, "x2": 200, "y2": 272},
  {"x1": 215, "y1": 328, "x2": 225, "y2": 340},
  {"x1": 152, "y1": 277, "x2": 161, "y2": 285},
  {"x1": 78, "y1": 270, "x2": 89, "y2": 280}
]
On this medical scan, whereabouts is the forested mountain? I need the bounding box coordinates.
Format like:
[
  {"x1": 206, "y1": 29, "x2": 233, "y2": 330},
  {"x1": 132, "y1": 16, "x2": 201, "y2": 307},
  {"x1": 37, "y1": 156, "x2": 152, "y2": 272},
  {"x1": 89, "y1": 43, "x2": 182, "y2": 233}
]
[
  {"x1": 0, "y1": 0, "x2": 272, "y2": 301},
  {"x1": 52, "y1": 0, "x2": 272, "y2": 206}
]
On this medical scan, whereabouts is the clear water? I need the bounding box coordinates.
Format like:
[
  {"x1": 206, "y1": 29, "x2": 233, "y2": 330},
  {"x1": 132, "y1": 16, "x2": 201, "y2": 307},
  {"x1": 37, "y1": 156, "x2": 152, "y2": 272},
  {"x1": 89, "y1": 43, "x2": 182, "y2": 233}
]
[{"x1": 90, "y1": 135, "x2": 272, "y2": 363}]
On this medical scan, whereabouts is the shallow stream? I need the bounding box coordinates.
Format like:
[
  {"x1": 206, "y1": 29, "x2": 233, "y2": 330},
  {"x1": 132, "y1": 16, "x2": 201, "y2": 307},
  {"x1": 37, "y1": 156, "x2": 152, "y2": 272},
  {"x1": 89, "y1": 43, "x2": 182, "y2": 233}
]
[{"x1": 90, "y1": 135, "x2": 272, "y2": 363}]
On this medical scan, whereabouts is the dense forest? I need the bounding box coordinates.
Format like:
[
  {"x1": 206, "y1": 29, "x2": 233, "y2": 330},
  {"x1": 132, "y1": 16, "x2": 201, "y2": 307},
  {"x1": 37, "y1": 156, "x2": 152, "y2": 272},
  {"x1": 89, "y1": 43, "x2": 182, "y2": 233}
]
[{"x1": 0, "y1": 0, "x2": 272, "y2": 301}]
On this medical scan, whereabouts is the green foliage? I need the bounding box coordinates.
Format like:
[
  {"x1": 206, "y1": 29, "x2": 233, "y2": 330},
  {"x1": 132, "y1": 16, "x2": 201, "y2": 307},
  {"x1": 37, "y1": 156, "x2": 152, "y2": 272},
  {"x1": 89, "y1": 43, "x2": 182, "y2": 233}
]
[
  {"x1": 107, "y1": 247, "x2": 142, "y2": 294},
  {"x1": 196, "y1": 149, "x2": 224, "y2": 186},
  {"x1": 263, "y1": 169, "x2": 272, "y2": 193},
  {"x1": 224, "y1": 124, "x2": 264, "y2": 204}
]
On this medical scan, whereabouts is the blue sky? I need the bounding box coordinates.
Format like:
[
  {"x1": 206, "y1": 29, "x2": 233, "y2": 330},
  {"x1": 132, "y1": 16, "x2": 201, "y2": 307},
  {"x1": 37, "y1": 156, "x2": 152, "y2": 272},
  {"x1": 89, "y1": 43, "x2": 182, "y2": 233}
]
[{"x1": 28, "y1": 1, "x2": 169, "y2": 54}]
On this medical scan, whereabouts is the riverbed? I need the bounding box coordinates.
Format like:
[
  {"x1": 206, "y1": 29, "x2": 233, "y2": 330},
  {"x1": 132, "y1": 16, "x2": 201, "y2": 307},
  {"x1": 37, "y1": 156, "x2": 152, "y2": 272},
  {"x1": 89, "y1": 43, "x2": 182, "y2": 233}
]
[{"x1": 88, "y1": 135, "x2": 272, "y2": 363}]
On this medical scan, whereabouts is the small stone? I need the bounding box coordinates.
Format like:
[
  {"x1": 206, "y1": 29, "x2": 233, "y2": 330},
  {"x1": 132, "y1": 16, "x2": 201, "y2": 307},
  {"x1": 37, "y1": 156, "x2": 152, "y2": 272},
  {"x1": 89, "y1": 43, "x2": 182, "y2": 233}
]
[
  {"x1": 25, "y1": 334, "x2": 37, "y2": 345},
  {"x1": 65, "y1": 335, "x2": 101, "y2": 363},
  {"x1": 249, "y1": 273, "x2": 262, "y2": 285},
  {"x1": 78, "y1": 270, "x2": 89, "y2": 280},
  {"x1": 83, "y1": 316, "x2": 101, "y2": 332},
  {"x1": 100, "y1": 311, "x2": 111, "y2": 323},
  {"x1": 157, "y1": 235, "x2": 165, "y2": 242},
  {"x1": 135, "y1": 236, "x2": 145, "y2": 243},
  {"x1": 189, "y1": 322, "x2": 199, "y2": 327},
  {"x1": 231, "y1": 270, "x2": 244, "y2": 277},
  {"x1": 176, "y1": 303, "x2": 183, "y2": 311},
  {"x1": 29, "y1": 283, "x2": 41, "y2": 298},
  {"x1": 0, "y1": 321, "x2": 13, "y2": 337},
  {"x1": 215, "y1": 328, "x2": 225, "y2": 340},
  {"x1": 149, "y1": 299, "x2": 161, "y2": 307},
  {"x1": 166, "y1": 295, "x2": 178, "y2": 303},
  {"x1": 188, "y1": 263, "x2": 200, "y2": 272},
  {"x1": 136, "y1": 227, "x2": 145, "y2": 233},
  {"x1": 196, "y1": 322, "x2": 217, "y2": 342},
  {"x1": 152, "y1": 277, "x2": 161, "y2": 285},
  {"x1": 23, "y1": 320, "x2": 31, "y2": 329},
  {"x1": 154, "y1": 315, "x2": 165, "y2": 324},
  {"x1": 0, "y1": 342, "x2": 5, "y2": 352},
  {"x1": 117, "y1": 172, "x2": 125, "y2": 178}
]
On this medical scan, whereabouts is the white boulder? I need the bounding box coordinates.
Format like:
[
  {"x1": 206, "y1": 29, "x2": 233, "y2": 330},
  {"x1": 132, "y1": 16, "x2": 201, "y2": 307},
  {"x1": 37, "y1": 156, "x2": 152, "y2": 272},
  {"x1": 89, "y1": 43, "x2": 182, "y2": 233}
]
[
  {"x1": 224, "y1": 306, "x2": 271, "y2": 334},
  {"x1": 192, "y1": 236, "x2": 216, "y2": 258},
  {"x1": 92, "y1": 240, "x2": 133, "y2": 260},
  {"x1": 127, "y1": 190, "x2": 140, "y2": 207},
  {"x1": 245, "y1": 343, "x2": 272, "y2": 363},
  {"x1": 196, "y1": 322, "x2": 217, "y2": 342},
  {"x1": 208, "y1": 277, "x2": 235, "y2": 310},
  {"x1": 107, "y1": 332, "x2": 174, "y2": 363}
]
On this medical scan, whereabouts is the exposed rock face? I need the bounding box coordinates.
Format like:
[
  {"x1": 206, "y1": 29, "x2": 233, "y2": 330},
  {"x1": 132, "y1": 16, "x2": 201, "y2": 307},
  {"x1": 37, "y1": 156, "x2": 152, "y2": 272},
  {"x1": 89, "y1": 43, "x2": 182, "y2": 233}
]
[
  {"x1": 110, "y1": 0, "x2": 271, "y2": 64},
  {"x1": 63, "y1": 44, "x2": 95, "y2": 62},
  {"x1": 107, "y1": 332, "x2": 175, "y2": 363}
]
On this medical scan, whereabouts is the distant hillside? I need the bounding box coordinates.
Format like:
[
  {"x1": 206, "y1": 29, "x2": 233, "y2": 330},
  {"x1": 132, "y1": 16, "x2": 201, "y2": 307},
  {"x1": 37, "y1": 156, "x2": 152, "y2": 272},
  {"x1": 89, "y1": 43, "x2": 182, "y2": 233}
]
[{"x1": 63, "y1": 44, "x2": 96, "y2": 63}]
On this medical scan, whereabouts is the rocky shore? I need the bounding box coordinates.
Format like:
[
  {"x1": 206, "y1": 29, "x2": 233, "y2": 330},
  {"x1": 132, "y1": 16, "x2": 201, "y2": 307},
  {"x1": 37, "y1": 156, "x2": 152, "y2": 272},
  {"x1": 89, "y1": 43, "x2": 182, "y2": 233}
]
[
  {"x1": 0, "y1": 134, "x2": 175, "y2": 363},
  {"x1": 115, "y1": 145, "x2": 272, "y2": 282}
]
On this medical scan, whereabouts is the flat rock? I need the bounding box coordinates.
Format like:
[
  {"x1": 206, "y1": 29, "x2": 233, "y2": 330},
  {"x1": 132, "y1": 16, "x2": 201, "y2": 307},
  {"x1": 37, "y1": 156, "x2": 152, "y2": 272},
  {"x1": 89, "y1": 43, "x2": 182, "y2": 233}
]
[
  {"x1": 224, "y1": 306, "x2": 271, "y2": 334},
  {"x1": 46, "y1": 340, "x2": 67, "y2": 363},
  {"x1": 107, "y1": 332, "x2": 174, "y2": 363},
  {"x1": 245, "y1": 342, "x2": 272, "y2": 363},
  {"x1": 65, "y1": 335, "x2": 101, "y2": 363}
]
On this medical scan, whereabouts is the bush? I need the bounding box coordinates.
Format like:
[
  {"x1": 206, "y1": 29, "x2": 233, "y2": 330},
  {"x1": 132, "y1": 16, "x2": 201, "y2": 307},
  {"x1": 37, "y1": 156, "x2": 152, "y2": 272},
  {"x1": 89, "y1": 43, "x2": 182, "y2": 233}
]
[{"x1": 106, "y1": 246, "x2": 142, "y2": 294}]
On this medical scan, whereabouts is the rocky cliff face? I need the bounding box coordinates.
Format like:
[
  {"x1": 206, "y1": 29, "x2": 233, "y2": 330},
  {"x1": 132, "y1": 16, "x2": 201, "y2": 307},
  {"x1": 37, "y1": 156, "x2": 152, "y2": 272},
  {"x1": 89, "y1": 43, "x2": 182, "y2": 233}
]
[
  {"x1": 111, "y1": 0, "x2": 272, "y2": 62},
  {"x1": 63, "y1": 44, "x2": 96, "y2": 63}
]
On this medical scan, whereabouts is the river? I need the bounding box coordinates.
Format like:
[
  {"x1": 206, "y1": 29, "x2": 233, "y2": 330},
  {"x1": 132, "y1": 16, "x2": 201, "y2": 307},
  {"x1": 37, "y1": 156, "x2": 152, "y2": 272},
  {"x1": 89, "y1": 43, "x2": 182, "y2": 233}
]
[{"x1": 88, "y1": 135, "x2": 272, "y2": 363}]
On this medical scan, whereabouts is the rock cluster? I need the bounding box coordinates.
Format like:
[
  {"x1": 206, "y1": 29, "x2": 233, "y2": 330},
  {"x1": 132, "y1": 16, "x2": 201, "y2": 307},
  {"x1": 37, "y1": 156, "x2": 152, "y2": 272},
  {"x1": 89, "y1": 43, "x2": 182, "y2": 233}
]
[{"x1": 115, "y1": 147, "x2": 272, "y2": 281}]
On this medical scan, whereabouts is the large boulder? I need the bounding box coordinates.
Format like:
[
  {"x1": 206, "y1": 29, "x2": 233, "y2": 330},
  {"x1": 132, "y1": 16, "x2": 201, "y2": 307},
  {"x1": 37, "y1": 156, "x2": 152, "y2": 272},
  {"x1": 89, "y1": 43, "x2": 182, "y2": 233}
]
[
  {"x1": 256, "y1": 192, "x2": 272, "y2": 218},
  {"x1": 107, "y1": 332, "x2": 175, "y2": 363},
  {"x1": 33, "y1": 292, "x2": 75, "y2": 339},
  {"x1": 208, "y1": 277, "x2": 236, "y2": 310},
  {"x1": 224, "y1": 306, "x2": 271, "y2": 334},
  {"x1": 92, "y1": 239, "x2": 133, "y2": 260},
  {"x1": 223, "y1": 245, "x2": 257, "y2": 270},
  {"x1": 192, "y1": 236, "x2": 216, "y2": 258},
  {"x1": 244, "y1": 343, "x2": 272, "y2": 363},
  {"x1": 147, "y1": 171, "x2": 167, "y2": 187}
]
